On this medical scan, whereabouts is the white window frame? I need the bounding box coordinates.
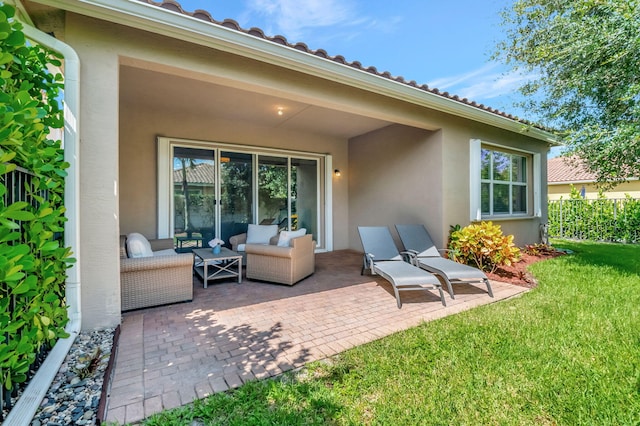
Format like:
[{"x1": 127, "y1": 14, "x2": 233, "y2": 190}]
[{"x1": 470, "y1": 139, "x2": 541, "y2": 221}]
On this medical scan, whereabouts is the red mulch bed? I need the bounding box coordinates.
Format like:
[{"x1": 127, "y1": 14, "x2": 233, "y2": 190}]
[{"x1": 485, "y1": 250, "x2": 566, "y2": 288}]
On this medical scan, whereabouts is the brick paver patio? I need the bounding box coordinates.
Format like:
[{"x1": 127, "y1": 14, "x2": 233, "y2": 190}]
[{"x1": 105, "y1": 250, "x2": 528, "y2": 424}]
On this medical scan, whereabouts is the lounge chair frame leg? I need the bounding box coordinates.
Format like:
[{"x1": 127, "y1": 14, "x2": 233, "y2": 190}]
[
  {"x1": 443, "y1": 278, "x2": 455, "y2": 299},
  {"x1": 394, "y1": 288, "x2": 402, "y2": 309},
  {"x1": 437, "y1": 286, "x2": 446, "y2": 306},
  {"x1": 484, "y1": 278, "x2": 494, "y2": 297}
]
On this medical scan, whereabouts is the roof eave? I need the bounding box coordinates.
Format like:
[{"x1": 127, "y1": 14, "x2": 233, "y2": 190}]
[
  {"x1": 548, "y1": 180, "x2": 596, "y2": 185},
  {"x1": 26, "y1": 0, "x2": 558, "y2": 144}
]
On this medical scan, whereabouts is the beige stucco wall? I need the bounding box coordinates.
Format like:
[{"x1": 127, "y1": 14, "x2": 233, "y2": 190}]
[
  {"x1": 66, "y1": 15, "x2": 122, "y2": 329},
  {"x1": 548, "y1": 181, "x2": 640, "y2": 200},
  {"x1": 349, "y1": 125, "x2": 443, "y2": 249}
]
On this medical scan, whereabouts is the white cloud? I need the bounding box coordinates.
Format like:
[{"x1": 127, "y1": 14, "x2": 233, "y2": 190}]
[
  {"x1": 428, "y1": 63, "x2": 537, "y2": 103},
  {"x1": 428, "y1": 63, "x2": 500, "y2": 93},
  {"x1": 246, "y1": 0, "x2": 356, "y2": 40}
]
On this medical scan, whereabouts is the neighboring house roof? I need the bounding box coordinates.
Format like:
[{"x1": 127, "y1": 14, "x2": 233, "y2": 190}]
[
  {"x1": 136, "y1": 0, "x2": 536, "y2": 128},
  {"x1": 547, "y1": 156, "x2": 596, "y2": 184},
  {"x1": 173, "y1": 162, "x2": 215, "y2": 185}
]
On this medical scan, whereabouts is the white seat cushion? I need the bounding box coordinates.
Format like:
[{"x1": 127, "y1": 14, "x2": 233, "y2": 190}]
[
  {"x1": 246, "y1": 224, "x2": 278, "y2": 244},
  {"x1": 126, "y1": 232, "x2": 153, "y2": 258},
  {"x1": 236, "y1": 243, "x2": 246, "y2": 252},
  {"x1": 277, "y1": 228, "x2": 307, "y2": 247}
]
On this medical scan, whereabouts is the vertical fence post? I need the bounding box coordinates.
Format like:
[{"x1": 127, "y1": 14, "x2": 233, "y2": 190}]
[{"x1": 559, "y1": 199, "x2": 564, "y2": 238}]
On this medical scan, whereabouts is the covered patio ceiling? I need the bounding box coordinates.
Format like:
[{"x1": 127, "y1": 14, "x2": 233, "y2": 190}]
[{"x1": 119, "y1": 64, "x2": 394, "y2": 140}]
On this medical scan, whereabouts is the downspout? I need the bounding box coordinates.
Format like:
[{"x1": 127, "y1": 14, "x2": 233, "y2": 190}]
[{"x1": 4, "y1": 22, "x2": 82, "y2": 426}]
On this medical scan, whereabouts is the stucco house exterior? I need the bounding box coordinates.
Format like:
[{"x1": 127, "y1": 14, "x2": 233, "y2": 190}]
[
  {"x1": 12, "y1": 0, "x2": 557, "y2": 331},
  {"x1": 548, "y1": 156, "x2": 640, "y2": 200}
]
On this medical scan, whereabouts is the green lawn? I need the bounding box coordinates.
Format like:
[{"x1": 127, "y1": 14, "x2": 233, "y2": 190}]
[{"x1": 141, "y1": 240, "x2": 640, "y2": 425}]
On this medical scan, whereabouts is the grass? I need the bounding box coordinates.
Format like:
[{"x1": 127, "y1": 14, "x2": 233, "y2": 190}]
[{"x1": 140, "y1": 240, "x2": 640, "y2": 425}]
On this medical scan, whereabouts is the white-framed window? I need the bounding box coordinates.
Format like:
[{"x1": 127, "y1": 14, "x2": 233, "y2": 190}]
[{"x1": 470, "y1": 139, "x2": 541, "y2": 220}]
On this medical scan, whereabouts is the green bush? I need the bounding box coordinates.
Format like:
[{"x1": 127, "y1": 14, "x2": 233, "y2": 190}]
[
  {"x1": 0, "y1": 3, "x2": 72, "y2": 398},
  {"x1": 548, "y1": 185, "x2": 640, "y2": 243},
  {"x1": 448, "y1": 221, "x2": 521, "y2": 273}
]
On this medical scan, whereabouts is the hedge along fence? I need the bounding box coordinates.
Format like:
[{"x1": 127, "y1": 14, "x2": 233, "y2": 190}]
[
  {"x1": 0, "y1": 3, "x2": 73, "y2": 419},
  {"x1": 548, "y1": 192, "x2": 640, "y2": 244}
]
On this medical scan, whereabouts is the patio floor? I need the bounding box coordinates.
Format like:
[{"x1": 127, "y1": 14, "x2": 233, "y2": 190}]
[{"x1": 105, "y1": 250, "x2": 528, "y2": 424}]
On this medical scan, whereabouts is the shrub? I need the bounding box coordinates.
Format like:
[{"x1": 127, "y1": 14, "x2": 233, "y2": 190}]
[
  {"x1": 548, "y1": 187, "x2": 640, "y2": 243},
  {"x1": 448, "y1": 221, "x2": 521, "y2": 273},
  {"x1": 1, "y1": 2, "x2": 71, "y2": 411}
]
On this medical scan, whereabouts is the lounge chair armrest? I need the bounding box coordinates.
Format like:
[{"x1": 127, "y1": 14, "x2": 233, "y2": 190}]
[
  {"x1": 363, "y1": 252, "x2": 375, "y2": 270},
  {"x1": 437, "y1": 248, "x2": 453, "y2": 259},
  {"x1": 400, "y1": 250, "x2": 418, "y2": 265}
]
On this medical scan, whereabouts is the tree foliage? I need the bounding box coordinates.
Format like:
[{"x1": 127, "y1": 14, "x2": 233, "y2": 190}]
[{"x1": 495, "y1": 0, "x2": 640, "y2": 184}]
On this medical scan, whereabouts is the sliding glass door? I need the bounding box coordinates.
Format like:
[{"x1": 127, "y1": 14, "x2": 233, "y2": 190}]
[
  {"x1": 291, "y1": 158, "x2": 318, "y2": 241},
  {"x1": 258, "y1": 156, "x2": 288, "y2": 227},
  {"x1": 159, "y1": 138, "x2": 325, "y2": 250},
  {"x1": 220, "y1": 151, "x2": 253, "y2": 244},
  {"x1": 257, "y1": 156, "x2": 318, "y2": 240},
  {"x1": 173, "y1": 147, "x2": 216, "y2": 250}
]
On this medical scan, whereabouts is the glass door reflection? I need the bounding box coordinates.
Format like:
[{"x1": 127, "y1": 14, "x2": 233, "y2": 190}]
[{"x1": 173, "y1": 147, "x2": 215, "y2": 251}]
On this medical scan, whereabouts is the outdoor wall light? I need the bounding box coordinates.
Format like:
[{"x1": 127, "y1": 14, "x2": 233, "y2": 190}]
[{"x1": 334, "y1": 169, "x2": 341, "y2": 177}]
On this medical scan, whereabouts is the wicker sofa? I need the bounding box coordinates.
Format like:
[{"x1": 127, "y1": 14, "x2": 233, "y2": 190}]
[
  {"x1": 119, "y1": 235, "x2": 194, "y2": 311},
  {"x1": 245, "y1": 234, "x2": 315, "y2": 285}
]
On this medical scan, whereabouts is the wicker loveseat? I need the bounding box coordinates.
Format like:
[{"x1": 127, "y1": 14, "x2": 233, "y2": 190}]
[
  {"x1": 119, "y1": 235, "x2": 194, "y2": 311},
  {"x1": 245, "y1": 233, "x2": 315, "y2": 285}
]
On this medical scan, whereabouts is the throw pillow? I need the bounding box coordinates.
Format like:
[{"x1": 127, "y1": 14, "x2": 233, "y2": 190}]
[
  {"x1": 277, "y1": 228, "x2": 307, "y2": 247},
  {"x1": 126, "y1": 232, "x2": 153, "y2": 258},
  {"x1": 246, "y1": 224, "x2": 278, "y2": 244}
]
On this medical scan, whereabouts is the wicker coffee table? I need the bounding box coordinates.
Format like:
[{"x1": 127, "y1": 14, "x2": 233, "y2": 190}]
[{"x1": 193, "y1": 247, "x2": 242, "y2": 288}]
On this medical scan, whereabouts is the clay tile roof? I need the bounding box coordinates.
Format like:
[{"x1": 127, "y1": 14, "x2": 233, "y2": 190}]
[
  {"x1": 134, "y1": 0, "x2": 537, "y2": 126},
  {"x1": 173, "y1": 163, "x2": 215, "y2": 184},
  {"x1": 547, "y1": 156, "x2": 596, "y2": 183}
]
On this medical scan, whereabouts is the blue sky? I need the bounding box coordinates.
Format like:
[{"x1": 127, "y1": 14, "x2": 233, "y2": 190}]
[{"x1": 175, "y1": 0, "x2": 530, "y2": 118}]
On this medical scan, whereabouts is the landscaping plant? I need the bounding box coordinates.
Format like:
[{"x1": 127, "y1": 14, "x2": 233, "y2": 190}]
[
  {"x1": 0, "y1": 3, "x2": 72, "y2": 415},
  {"x1": 447, "y1": 221, "x2": 521, "y2": 273}
]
